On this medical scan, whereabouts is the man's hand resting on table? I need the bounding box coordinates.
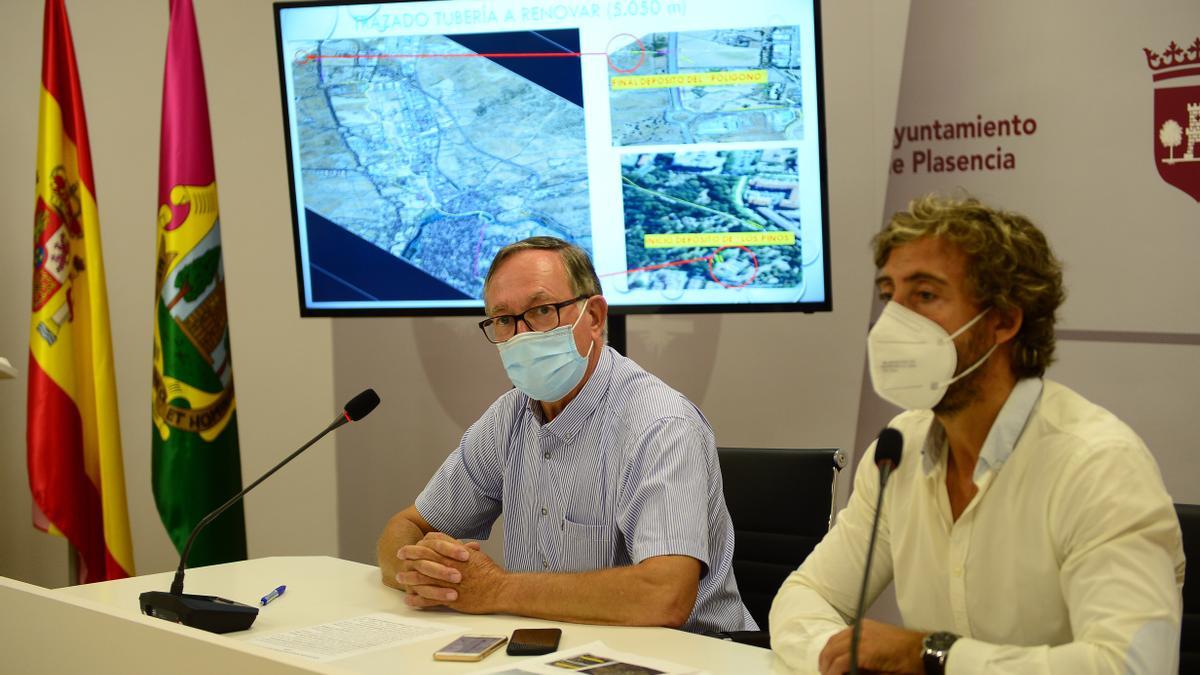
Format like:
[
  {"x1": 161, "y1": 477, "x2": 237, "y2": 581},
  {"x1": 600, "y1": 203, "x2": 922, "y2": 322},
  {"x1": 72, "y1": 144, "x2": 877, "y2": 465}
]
[
  {"x1": 393, "y1": 531, "x2": 510, "y2": 613},
  {"x1": 818, "y1": 619, "x2": 925, "y2": 675}
]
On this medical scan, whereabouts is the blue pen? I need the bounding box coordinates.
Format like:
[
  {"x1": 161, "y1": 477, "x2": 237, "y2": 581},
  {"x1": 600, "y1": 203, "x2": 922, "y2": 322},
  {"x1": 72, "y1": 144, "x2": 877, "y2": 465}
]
[{"x1": 260, "y1": 585, "x2": 287, "y2": 606}]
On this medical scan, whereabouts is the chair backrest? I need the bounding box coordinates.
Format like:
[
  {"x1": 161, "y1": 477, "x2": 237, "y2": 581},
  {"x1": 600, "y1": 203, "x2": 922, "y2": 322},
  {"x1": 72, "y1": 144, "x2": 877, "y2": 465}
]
[
  {"x1": 717, "y1": 447, "x2": 846, "y2": 632},
  {"x1": 1177, "y1": 503, "x2": 1199, "y2": 671}
]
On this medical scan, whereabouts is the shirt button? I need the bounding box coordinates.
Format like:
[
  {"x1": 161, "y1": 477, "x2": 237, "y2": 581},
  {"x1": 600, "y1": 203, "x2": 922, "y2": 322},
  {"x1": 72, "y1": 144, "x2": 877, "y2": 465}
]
[
  {"x1": 543, "y1": 451, "x2": 551, "y2": 460},
  {"x1": 952, "y1": 567, "x2": 964, "y2": 577},
  {"x1": 541, "y1": 507, "x2": 548, "y2": 516},
  {"x1": 542, "y1": 559, "x2": 549, "y2": 569}
]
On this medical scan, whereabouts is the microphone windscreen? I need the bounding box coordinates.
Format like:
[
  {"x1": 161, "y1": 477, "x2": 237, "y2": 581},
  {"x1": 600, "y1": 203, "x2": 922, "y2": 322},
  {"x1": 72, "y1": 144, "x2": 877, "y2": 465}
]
[
  {"x1": 344, "y1": 388, "x2": 381, "y2": 421},
  {"x1": 875, "y1": 427, "x2": 903, "y2": 469}
]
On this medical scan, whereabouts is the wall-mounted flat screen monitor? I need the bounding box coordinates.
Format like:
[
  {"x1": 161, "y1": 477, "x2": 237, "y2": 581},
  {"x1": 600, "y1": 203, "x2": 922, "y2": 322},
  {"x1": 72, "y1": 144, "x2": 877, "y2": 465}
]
[{"x1": 274, "y1": 0, "x2": 829, "y2": 315}]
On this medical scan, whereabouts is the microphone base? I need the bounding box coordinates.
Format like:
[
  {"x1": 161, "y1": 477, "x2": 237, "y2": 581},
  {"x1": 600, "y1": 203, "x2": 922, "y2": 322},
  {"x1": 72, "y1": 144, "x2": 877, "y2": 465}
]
[{"x1": 139, "y1": 590, "x2": 259, "y2": 634}]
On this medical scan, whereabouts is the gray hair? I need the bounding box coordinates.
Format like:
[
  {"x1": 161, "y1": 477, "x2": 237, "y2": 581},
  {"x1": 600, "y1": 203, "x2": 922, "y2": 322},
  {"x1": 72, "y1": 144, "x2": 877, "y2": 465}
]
[
  {"x1": 483, "y1": 237, "x2": 607, "y2": 342},
  {"x1": 483, "y1": 236, "x2": 602, "y2": 299}
]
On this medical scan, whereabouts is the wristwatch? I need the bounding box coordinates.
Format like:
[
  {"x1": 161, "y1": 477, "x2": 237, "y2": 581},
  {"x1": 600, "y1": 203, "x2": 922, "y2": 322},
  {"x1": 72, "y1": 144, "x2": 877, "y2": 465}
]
[{"x1": 921, "y1": 631, "x2": 959, "y2": 675}]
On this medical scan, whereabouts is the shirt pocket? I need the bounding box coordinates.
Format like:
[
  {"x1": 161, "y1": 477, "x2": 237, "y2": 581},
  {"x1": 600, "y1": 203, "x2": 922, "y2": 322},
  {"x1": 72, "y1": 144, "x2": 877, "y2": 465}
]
[{"x1": 558, "y1": 516, "x2": 612, "y2": 572}]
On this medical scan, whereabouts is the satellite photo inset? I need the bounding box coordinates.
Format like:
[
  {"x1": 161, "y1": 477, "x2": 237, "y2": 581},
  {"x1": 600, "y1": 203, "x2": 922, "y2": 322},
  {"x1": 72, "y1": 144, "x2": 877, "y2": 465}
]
[
  {"x1": 608, "y1": 26, "x2": 803, "y2": 147},
  {"x1": 618, "y1": 148, "x2": 804, "y2": 296},
  {"x1": 290, "y1": 30, "x2": 591, "y2": 301}
]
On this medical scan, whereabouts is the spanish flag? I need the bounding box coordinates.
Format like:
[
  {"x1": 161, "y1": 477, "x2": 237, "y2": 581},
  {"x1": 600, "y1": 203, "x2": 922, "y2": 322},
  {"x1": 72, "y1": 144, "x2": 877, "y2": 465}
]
[{"x1": 28, "y1": 0, "x2": 134, "y2": 584}]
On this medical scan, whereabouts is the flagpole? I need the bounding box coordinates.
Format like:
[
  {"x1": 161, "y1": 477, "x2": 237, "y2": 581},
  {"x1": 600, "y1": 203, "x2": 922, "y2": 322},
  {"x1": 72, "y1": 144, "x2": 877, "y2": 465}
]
[{"x1": 67, "y1": 542, "x2": 79, "y2": 586}]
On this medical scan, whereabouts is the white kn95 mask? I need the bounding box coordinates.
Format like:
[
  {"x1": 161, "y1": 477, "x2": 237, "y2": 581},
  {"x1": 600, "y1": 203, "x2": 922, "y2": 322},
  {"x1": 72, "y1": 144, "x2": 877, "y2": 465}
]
[{"x1": 867, "y1": 302, "x2": 997, "y2": 410}]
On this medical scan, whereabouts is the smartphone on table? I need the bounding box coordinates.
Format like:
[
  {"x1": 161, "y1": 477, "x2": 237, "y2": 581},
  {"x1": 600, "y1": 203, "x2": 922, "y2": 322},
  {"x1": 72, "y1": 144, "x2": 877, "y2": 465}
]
[
  {"x1": 506, "y1": 628, "x2": 562, "y2": 656},
  {"x1": 432, "y1": 634, "x2": 508, "y2": 662}
]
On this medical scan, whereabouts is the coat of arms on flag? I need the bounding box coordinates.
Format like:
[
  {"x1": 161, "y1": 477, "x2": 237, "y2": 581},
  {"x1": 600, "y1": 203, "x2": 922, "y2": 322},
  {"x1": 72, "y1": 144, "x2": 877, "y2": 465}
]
[
  {"x1": 1145, "y1": 37, "x2": 1200, "y2": 202},
  {"x1": 32, "y1": 167, "x2": 82, "y2": 343}
]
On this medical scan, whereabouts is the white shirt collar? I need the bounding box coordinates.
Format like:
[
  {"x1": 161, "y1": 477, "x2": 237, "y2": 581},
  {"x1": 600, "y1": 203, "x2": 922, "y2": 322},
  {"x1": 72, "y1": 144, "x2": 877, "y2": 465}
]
[{"x1": 920, "y1": 377, "x2": 1044, "y2": 482}]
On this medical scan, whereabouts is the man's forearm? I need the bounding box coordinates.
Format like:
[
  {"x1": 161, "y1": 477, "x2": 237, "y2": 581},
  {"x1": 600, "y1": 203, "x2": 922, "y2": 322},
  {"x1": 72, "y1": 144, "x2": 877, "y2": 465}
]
[
  {"x1": 769, "y1": 570, "x2": 855, "y2": 671},
  {"x1": 377, "y1": 512, "x2": 427, "y2": 588},
  {"x1": 488, "y1": 558, "x2": 698, "y2": 628}
]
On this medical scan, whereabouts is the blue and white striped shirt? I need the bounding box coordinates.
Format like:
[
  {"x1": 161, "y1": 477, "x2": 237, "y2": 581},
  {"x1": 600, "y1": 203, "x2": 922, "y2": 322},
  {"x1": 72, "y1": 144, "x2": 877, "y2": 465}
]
[{"x1": 416, "y1": 346, "x2": 756, "y2": 633}]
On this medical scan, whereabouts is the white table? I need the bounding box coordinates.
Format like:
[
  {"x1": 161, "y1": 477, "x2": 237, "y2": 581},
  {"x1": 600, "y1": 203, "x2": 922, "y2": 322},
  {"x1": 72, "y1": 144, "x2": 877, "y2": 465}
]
[{"x1": 51, "y1": 556, "x2": 786, "y2": 674}]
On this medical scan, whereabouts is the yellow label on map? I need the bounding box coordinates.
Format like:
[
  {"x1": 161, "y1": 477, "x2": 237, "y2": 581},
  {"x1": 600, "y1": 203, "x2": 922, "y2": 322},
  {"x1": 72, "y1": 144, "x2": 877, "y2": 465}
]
[
  {"x1": 644, "y1": 232, "x2": 795, "y2": 248},
  {"x1": 611, "y1": 70, "x2": 769, "y2": 90}
]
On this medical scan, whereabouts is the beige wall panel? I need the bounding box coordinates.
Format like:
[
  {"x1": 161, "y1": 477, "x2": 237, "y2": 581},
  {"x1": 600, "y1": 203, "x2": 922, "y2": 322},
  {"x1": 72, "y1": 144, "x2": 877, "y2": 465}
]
[{"x1": 0, "y1": 0, "x2": 337, "y2": 585}]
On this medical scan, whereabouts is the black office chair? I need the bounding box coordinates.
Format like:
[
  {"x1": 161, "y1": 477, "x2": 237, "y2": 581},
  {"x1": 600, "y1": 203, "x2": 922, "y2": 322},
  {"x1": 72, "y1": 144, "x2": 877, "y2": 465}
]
[
  {"x1": 1178, "y1": 503, "x2": 1199, "y2": 673},
  {"x1": 716, "y1": 447, "x2": 847, "y2": 646}
]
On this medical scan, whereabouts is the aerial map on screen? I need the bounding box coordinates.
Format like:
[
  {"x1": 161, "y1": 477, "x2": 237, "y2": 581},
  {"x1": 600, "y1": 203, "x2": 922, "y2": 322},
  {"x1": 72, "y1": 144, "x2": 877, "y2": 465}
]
[
  {"x1": 608, "y1": 27, "x2": 804, "y2": 146},
  {"x1": 619, "y1": 148, "x2": 803, "y2": 295},
  {"x1": 292, "y1": 31, "x2": 590, "y2": 299},
  {"x1": 277, "y1": 0, "x2": 826, "y2": 313}
]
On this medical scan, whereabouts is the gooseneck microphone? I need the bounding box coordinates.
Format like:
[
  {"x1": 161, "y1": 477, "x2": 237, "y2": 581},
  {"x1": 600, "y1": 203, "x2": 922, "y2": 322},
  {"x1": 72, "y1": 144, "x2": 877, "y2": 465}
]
[
  {"x1": 140, "y1": 389, "x2": 380, "y2": 633},
  {"x1": 849, "y1": 427, "x2": 903, "y2": 675}
]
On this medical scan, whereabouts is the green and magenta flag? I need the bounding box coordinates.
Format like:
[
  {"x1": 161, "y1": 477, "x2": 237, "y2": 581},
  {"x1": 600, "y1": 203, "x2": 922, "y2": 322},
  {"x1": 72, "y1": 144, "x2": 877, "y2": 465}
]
[
  {"x1": 152, "y1": 0, "x2": 246, "y2": 565},
  {"x1": 28, "y1": 0, "x2": 134, "y2": 584}
]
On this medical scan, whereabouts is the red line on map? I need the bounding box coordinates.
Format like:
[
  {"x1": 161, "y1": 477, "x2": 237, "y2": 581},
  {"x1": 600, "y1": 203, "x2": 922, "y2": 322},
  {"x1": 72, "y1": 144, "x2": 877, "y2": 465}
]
[
  {"x1": 600, "y1": 245, "x2": 760, "y2": 289},
  {"x1": 302, "y1": 51, "x2": 610, "y2": 61},
  {"x1": 600, "y1": 254, "x2": 713, "y2": 277},
  {"x1": 709, "y1": 245, "x2": 758, "y2": 289}
]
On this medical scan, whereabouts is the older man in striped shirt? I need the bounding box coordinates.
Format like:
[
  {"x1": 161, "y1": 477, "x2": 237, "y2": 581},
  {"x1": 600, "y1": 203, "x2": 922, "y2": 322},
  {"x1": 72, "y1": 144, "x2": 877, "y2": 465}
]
[{"x1": 377, "y1": 237, "x2": 755, "y2": 634}]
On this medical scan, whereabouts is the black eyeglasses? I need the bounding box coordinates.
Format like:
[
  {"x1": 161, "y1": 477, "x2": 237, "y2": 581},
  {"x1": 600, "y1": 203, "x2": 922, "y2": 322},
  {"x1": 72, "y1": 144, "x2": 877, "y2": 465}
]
[{"x1": 479, "y1": 295, "x2": 590, "y2": 344}]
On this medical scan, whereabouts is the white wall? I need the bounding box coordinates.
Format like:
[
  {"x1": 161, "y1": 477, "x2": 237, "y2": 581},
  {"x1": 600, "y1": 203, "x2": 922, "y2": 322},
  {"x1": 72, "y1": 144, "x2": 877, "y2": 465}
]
[
  {"x1": 855, "y1": 0, "x2": 1200, "y2": 505},
  {"x1": 0, "y1": 0, "x2": 337, "y2": 587}
]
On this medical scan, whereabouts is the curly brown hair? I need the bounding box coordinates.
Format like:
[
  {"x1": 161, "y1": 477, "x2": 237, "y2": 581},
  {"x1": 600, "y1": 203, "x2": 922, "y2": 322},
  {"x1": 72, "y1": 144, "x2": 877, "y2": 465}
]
[{"x1": 872, "y1": 194, "x2": 1066, "y2": 378}]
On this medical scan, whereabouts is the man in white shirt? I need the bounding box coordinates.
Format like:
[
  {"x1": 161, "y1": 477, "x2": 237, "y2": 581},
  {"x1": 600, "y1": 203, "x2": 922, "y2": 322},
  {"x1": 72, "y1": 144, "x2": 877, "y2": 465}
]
[{"x1": 769, "y1": 195, "x2": 1185, "y2": 674}]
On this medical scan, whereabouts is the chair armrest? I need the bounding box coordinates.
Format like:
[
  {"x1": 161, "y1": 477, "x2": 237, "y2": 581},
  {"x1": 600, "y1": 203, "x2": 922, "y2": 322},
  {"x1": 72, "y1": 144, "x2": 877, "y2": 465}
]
[{"x1": 706, "y1": 630, "x2": 771, "y2": 649}]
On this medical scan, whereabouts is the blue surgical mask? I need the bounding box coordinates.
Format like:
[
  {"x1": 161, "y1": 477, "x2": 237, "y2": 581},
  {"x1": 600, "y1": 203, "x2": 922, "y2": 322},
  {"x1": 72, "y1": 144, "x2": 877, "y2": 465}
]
[{"x1": 496, "y1": 298, "x2": 593, "y2": 402}]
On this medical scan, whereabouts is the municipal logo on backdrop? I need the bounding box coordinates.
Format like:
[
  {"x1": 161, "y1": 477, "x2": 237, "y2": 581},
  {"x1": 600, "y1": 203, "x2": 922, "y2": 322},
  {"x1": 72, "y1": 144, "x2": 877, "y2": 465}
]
[{"x1": 1145, "y1": 37, "x2": 1200, "y2": 202}]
